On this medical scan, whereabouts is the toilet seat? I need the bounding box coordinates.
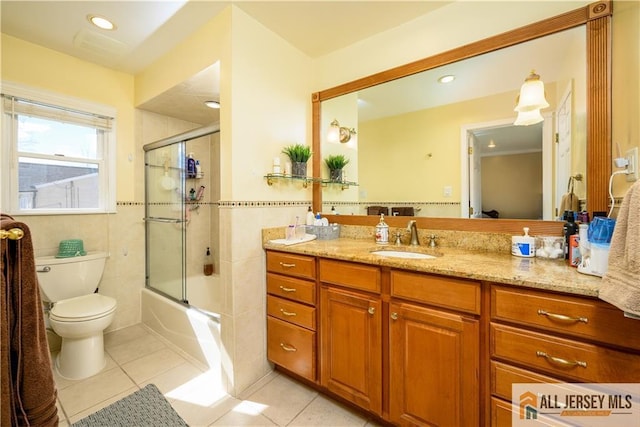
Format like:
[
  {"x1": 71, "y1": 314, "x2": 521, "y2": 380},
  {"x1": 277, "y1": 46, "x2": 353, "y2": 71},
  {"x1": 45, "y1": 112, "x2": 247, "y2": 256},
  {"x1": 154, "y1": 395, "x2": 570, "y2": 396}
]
[{"x1": 50, "y1": 294, "x2": 117, "y2": 322}]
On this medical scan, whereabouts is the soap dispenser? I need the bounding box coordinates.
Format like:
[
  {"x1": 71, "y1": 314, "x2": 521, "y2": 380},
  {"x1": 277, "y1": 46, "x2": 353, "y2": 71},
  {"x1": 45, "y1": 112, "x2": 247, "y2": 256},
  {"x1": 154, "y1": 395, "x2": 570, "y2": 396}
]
[
  {"x1": 375, "y1": 213, "x2": 389, "y2": 245},
  {"x1": 306, "y1": 206, "x2": 314, "y2": 225},
  {"x1": 511, "y1": 227, "x2": 535, "y2": 257}
]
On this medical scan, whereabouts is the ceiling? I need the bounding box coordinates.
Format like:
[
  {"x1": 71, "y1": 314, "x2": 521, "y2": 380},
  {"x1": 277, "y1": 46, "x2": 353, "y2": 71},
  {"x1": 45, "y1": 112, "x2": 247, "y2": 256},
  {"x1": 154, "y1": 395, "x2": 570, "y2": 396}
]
[{"x1": 1, "y1": 1, "x2": 448, "y2": 124}]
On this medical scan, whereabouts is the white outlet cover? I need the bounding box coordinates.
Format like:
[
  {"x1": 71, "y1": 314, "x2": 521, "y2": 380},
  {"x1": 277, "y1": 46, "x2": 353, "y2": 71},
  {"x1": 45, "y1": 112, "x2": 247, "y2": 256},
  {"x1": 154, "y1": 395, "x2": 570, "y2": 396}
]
[{"x1": 626, "y1": 147, "x2": 638, "y2": 182}]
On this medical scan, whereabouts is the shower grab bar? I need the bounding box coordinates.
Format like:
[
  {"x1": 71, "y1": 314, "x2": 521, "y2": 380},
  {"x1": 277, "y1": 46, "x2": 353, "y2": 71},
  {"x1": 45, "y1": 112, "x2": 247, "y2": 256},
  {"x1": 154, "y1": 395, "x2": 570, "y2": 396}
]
[{"x1": 143, "y1": 217, "x2": 187, "y2": 224}]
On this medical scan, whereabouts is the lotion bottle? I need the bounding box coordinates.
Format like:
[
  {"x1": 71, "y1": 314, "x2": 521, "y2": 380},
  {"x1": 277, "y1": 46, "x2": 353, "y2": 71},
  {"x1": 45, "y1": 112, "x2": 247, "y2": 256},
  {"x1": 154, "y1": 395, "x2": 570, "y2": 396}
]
[
  {"x1": 305, "y1": 206, "x2": 314, "y2": 226},
  {"x1": 375, "y1": 213, "x2": 389, "y2": 245}
]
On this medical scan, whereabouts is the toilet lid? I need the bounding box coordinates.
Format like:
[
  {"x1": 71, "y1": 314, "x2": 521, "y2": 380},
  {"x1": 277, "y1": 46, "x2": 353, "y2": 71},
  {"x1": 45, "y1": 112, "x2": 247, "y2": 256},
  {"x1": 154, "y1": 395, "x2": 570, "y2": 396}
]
[{"x1": 50, "y1": 294, "x2": 117, "y2": 321}]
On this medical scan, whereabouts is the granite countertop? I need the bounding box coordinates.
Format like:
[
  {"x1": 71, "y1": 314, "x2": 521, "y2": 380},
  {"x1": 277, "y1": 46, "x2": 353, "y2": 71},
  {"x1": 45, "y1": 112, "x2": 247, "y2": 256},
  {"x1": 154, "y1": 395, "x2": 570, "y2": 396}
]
[{"x1": 263, "y1": 234, "x2": 604, "y2": 298}]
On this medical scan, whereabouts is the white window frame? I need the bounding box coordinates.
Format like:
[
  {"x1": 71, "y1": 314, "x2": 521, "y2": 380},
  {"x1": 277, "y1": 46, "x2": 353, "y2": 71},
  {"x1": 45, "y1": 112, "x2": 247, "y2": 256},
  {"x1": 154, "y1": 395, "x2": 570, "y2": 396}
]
[{"x1": 1, "y1": 81, "x2": 116, "y2": 215}]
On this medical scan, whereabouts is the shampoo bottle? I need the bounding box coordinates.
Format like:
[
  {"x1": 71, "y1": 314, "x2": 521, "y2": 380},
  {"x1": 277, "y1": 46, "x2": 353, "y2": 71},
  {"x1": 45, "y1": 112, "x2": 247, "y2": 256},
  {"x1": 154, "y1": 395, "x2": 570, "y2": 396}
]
[
  {"x1": 375, "y1": 213, "x2": 389, "y2": 245},
  {"x1": 186, "y1": 153, "x2": 196, "y2": 178},
  {"x1": 305, "y1": 206, "x2": 314, "y2": 226},
  {"x1": 511, "y1": 227, "x2": 535, "y2": 257},
  {"x1": 563, "y1": 211, "x2": 578, "y2": 260},
  {"x1": 204, "y1": 247, "x2": 213, "y2": 276}
]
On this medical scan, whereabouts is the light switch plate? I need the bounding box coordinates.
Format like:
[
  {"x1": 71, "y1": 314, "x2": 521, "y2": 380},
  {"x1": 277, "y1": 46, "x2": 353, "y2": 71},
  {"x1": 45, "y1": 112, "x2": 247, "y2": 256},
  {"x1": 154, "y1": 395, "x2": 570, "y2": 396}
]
[{"x1": 626, "y1": 147, "x2": 638, "y2": 182}]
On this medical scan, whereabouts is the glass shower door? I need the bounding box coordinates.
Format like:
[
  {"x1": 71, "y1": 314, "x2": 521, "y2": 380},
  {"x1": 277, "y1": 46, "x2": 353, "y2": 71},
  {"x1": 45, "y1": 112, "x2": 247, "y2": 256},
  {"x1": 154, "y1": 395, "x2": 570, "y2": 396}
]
[{"x1": 144, "y1": 142, "x2": 187, "y2": 302}]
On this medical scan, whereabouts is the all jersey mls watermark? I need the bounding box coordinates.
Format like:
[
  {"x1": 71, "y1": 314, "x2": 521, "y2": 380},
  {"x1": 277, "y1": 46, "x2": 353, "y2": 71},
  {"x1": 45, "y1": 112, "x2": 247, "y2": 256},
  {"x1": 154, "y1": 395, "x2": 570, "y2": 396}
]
[{"x1": 512, "y1": 383, "x2": 640, "y2": 426}]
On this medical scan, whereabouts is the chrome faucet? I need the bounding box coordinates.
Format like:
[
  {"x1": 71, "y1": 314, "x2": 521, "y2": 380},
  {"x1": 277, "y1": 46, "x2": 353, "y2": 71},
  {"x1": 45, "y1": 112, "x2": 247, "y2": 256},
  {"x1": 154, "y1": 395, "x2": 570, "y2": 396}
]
[{"x1": 407, "y1": 220, "x2": 419, "y2": 246}]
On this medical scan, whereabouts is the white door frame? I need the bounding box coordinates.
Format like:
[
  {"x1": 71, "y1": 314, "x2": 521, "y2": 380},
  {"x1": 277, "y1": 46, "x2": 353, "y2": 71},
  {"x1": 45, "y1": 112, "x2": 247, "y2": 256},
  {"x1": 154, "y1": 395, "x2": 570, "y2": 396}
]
[{"x1": 460, "y1": 115, "x2": 554, "y2": 219}]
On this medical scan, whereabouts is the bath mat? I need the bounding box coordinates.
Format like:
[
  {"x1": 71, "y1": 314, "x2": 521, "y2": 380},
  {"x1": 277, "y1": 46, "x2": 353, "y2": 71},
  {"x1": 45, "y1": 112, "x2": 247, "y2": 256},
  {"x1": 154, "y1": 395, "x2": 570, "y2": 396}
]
[{"x1": 71, "y1": 384, "x2": 188, "y2": 427}]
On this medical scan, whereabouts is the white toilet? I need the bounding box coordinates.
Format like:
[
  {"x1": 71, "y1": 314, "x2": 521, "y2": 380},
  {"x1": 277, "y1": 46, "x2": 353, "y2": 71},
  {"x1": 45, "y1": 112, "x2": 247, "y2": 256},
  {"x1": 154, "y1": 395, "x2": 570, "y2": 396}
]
[{"x1": 35, "y1": 251, "x2": 117, "y2": 380}]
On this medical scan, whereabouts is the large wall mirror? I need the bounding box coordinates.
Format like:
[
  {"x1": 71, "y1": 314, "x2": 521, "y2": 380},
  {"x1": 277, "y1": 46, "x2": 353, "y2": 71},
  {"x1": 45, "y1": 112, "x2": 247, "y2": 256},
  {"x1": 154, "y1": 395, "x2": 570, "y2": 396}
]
[{"x1": 312, "y1": 1, "x2": 612, "y2": 234}]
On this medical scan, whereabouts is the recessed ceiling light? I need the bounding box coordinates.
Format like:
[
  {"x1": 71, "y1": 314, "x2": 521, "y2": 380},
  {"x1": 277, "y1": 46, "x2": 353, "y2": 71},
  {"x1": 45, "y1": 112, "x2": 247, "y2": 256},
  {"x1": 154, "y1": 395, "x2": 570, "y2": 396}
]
[
  {"x1": 204, "y1": 100, "x2": 220, "y2": 109},
  {"x1": 438, "y1": 75, "x2": 455, "y2": 84},
  {"x1": 88, "y1": 15, "x2": 116, "y2": 30},
  {"x1": 488, "y1": 140, "x2": 496, "y2": 148}
]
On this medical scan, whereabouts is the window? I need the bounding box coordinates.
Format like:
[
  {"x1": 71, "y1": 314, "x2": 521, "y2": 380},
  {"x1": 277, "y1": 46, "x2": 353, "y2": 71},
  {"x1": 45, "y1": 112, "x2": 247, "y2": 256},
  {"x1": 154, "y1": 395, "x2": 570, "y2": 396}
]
[{"x1": 1, "y1": 83, "x2": 116, "y2": 214}]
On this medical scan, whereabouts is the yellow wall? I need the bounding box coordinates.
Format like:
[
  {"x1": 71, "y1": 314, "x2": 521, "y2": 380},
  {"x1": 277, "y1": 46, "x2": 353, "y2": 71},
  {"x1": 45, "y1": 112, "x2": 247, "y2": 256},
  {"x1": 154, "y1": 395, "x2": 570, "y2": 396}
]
[
  {"x1": 1, "y1": 35, "x2": 136, "y2": 201},
  {"x1": 612, "y1": 0, "x2": 640, "y2": 198}
]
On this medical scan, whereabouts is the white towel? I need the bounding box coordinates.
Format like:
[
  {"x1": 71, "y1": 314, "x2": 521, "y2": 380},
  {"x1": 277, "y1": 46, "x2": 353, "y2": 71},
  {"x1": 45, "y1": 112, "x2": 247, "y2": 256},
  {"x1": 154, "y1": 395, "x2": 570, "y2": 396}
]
[
  {"x1": 599, "y1": 179, "x2": 640, "y2": 316},
  {"x1": 269, "y1": 234, "x2": 317, "y2": 246}
]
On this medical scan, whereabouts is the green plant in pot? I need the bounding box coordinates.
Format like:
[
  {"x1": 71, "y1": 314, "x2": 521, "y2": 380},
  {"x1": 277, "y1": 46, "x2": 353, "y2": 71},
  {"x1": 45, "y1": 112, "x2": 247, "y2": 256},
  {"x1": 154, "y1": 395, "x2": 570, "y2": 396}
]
[
  {"x1": 324, "y1": 154, "x2": 350, "y2": 182},
  {"x1": 282, "y1": 144, "x2": 312, "y2": 177}
]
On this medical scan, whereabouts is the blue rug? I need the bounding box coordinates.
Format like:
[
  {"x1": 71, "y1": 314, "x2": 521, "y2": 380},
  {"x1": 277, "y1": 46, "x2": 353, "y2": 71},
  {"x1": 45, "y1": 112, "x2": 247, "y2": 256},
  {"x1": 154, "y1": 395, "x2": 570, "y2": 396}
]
[{"x1": 71, "y1": 384, "x2": 188, "y2": 426}]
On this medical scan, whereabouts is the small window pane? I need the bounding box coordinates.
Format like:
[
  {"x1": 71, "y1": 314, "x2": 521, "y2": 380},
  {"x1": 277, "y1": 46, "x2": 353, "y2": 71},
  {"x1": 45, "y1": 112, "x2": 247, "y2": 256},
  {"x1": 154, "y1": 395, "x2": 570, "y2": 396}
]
[
  {"x1": 18, "y1": 157, "x2": 99, "y2": 210},
  {"x1": 17, "y1": 115, "x2": 99, "y2": 159}
]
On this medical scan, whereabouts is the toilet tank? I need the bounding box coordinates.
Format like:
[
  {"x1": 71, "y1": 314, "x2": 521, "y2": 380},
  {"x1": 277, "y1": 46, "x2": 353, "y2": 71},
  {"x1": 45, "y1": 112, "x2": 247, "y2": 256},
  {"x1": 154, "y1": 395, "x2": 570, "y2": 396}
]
[{"x1": 35, "y1": 252, "x2": 108, "y2": 302}]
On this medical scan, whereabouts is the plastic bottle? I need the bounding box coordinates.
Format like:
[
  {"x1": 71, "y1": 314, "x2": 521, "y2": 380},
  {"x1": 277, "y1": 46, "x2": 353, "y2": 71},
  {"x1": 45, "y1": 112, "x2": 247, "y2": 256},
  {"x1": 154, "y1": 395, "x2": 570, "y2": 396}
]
[
  {"x1": 563, "y1": 211, "x2": 579, "y2": 260},
  {"x1": 305, "y1": 206, "x2": 315, "y2": 226},
  {"x1": 186, "y1": 153, "x2": 196, "y2": 178},
  {"x1": 511, "y1": 227, "x2": 535, "y2": 257},
  {"x1": 204, "y1": 247, "x2": 213, "y2": 276},
  {"x1": 375, "y1": 213, "x2": 389, "y2": 245},
  {"x1": 314, "y1": 212, "x2": 322, "y2": 226},
  {"x1": 331, "y1": 206, "x2": 337, "y2": 215},
  {"x1": 195, "y1": 185, "x2": 205, "y2": 200},
  {"x1": 195, "y1": 160, "x2": 202, "y2": 177}
]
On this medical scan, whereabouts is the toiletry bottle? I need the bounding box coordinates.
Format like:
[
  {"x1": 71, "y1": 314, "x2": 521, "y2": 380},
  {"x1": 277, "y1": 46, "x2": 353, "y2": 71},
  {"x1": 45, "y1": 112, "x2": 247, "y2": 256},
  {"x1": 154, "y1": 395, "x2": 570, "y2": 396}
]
[
  {"x1": 306, "y1": 206, "x2": 315, "y2": 226},
  {"x1": 195, "y1": 160, "x2": 201, "y2": 177},
  {"x1": 314, "y1": 212, "x2": 322, "y2": 226},
  {"x1": 186, "y1": 153, "x2": 196, "y2": 178},
  {"x1": 563, "y1": 211, "x2": 578, "y2": 260},
  {"x1": 331, "y1": 206, "x2": 337, "y2": 215},
  {"x1": 195, "y1": 185, "x2": 205, "y2": 200},
  {"x1": 511, "y1": 227, "x2": 535, "y2": 257},
  {"x1": 189, "y1": 188, "x2": 196, "y2": 200},
  {"x1": 375, "y1": 213, "x2": 389, "y2": 245},
  {"x1": 273, "y1": 157, "x2": 281, "y2": 174},
  {"x1": 204, "y1": 247, "x2": 213, "y2": 276}
]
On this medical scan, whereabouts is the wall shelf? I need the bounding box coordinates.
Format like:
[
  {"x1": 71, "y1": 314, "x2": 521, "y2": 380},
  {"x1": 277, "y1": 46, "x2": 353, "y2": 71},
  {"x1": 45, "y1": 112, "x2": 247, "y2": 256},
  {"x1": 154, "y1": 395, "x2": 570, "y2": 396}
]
[{"x1": 264, "y1": 173, "x2": 357, "y2": 190}]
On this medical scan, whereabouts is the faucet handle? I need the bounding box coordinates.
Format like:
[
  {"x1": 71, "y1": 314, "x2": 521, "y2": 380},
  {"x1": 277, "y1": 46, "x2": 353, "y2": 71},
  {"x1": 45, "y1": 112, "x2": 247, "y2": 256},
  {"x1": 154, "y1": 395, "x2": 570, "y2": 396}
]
[
  {"x1": 394, "y1": 231, "x2": 403, "y2": 245},
  {"x1": 429, "y1": 234, "x2": 438, "y2": 247}
]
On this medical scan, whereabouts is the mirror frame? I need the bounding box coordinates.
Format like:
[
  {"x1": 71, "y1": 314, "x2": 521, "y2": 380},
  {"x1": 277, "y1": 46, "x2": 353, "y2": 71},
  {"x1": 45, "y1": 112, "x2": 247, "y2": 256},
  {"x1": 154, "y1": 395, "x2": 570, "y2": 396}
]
[{"x1": 311, "y1": 1, "x2": 611, "y2": 235}]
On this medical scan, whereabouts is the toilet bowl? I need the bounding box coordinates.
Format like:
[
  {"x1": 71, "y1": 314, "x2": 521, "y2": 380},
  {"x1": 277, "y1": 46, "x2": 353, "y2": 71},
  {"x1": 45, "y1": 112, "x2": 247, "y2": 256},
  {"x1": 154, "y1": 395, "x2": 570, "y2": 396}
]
[{"x1": 35, "y1": 252, "x2": 117, "y2": 380}]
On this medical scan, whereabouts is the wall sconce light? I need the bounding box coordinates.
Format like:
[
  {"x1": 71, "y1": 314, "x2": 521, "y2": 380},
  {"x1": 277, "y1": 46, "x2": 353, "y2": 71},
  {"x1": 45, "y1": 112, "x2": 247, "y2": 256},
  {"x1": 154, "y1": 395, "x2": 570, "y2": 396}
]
[
  {"x1": 328, "y1": 119, "x2": 357, "y2": 143},
  {"x1": 514, "y1": 71, "x2": 549, "y2": 112}
]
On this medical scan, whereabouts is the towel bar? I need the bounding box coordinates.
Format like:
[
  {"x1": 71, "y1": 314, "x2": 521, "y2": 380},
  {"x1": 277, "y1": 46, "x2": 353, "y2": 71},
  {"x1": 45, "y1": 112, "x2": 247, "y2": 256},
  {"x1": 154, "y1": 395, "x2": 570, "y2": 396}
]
[{"x1": 0, "y1": 228, "x2": 24, "y2": 240}]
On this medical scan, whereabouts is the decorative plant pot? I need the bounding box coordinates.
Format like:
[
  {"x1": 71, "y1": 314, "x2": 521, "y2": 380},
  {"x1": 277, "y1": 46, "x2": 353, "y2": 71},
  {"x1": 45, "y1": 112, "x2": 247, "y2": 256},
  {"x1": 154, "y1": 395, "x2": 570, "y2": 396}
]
[
  {"x1": 292, "y1": 162, "x2": 307, "y2": 177},
  {"x1": 329, "y1": 169, "x2": 343, "y2": 181}
]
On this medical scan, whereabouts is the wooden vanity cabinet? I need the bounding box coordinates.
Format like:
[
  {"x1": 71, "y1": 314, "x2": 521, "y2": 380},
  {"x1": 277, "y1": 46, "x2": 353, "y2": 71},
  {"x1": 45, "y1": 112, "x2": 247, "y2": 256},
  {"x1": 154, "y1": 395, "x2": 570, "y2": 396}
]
[
  {"x1": 266, "y1": 251, "x2": 317, "y2": 381},
  {"x1": 319, "y1": 259, "x2": 383, "y2": 415},
  {"x1": 489, "y1": 283, "x2": 640, "y2": 426},
  {"x1": 389, "y1": 271, "x2": 481, "y2": 426}
]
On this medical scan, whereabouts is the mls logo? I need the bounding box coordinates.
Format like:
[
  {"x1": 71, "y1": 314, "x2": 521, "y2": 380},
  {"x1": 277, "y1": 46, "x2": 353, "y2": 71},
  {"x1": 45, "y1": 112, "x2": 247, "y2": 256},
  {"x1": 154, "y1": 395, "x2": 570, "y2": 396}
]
[{"x1": 519, "y1": 391, "x2": 538, "y2": 420}]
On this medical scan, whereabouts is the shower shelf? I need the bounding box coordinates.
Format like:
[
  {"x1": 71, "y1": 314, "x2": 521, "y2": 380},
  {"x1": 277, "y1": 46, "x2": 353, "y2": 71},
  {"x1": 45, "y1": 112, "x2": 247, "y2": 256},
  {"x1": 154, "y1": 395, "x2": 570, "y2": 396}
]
[{"x1": 264, "y1": 173, "x2": 357, "y2": 190}]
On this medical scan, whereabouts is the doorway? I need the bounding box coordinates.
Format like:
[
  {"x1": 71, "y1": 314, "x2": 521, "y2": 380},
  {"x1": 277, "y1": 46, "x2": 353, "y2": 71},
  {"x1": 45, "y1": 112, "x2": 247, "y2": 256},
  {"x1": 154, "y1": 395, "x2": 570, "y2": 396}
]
[{"x1": 460, "y1": 116, "x2": 553, "y2": 220}]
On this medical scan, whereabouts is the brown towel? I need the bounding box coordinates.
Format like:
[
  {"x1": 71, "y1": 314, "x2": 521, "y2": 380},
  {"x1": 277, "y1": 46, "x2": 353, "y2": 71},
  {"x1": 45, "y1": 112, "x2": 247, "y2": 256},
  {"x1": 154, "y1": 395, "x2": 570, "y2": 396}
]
[
  {"x1": 599, "y1": 180, "x2": 640, "y2": 316},
  {"x1": 1, "y1": 214, "x2": 58, "y2": 426},
  {"x1": 559, "y1": 192, "x2": 579, "y2": 213}
]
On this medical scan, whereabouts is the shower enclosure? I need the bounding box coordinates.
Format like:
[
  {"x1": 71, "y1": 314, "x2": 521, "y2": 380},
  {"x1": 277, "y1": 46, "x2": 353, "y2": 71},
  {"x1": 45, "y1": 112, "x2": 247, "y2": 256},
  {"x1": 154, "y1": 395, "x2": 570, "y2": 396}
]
[{"x1": 143, "y1": 124, "x2": 220, "y2": 305}]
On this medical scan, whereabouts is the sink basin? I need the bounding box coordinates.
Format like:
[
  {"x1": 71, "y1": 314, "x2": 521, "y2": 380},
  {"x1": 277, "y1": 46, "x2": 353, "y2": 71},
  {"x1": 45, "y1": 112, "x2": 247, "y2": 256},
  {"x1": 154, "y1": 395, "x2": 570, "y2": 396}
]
[{"x1": 371, "y1": 250, "x2": 436, "y2": 260}]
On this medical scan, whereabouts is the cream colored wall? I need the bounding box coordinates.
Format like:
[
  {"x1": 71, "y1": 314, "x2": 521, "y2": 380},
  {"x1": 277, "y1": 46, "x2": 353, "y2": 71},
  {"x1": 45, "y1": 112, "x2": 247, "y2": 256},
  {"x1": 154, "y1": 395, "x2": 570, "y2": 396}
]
[
  {"x1": 358, "y1": 85, "x2": 556, "y2": 203},
  {"x1": 312, "y1": 1, "x2": 591, "y2": 91},
  {"x1": 612, "y1": 0, "x2": 640, "y2": 199},
  {"x1": 1, "y1": 35, "x2": 137, "y2": 201}
]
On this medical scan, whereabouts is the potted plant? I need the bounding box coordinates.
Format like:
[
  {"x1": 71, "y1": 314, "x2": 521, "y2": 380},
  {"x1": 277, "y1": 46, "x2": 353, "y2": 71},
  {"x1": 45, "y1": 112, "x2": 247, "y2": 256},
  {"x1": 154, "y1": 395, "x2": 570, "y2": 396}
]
[
  {"x1": 282, "y1": 144, "x2": 312, "y2": 177},
  {"x1": 324, "y1": 154, "x2": 350, "y2": 181}
]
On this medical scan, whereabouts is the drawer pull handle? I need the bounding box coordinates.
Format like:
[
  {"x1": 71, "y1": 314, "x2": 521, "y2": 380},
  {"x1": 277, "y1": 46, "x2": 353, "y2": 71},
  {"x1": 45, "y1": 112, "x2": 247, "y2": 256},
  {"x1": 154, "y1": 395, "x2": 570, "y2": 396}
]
[
  {"x1": 279, "y1": 286, "x2": 297, "y2": 293},
  {"x1": 280, "y1": 309, "x2": 297, "y2": 317},
  {"x1": 279, "y1": 262, "x2": 296, "y2": 268},
  {"x1": 391, "y1": 312, "x2": 398, "y2": 320},
  {"x1": 536, "y1": 351, "x2": 587, "y2": 368},
  {"x1": 537, "y1": 309, "x2": 588, "y2": 324},
  {"x1": 368, "y1": 307, "x2": 376, "y2": 315},
  {"x1": 280, "y1": 343, "x2": 297, "y2": 352}
]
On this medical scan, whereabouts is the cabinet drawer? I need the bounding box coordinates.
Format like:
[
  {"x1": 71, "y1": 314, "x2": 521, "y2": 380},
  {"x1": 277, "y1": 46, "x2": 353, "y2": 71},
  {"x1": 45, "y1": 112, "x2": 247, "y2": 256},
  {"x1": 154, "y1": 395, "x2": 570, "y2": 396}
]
[
  {"x1": 267, "y1": 295, "x2": 316, "y2": 330},
  {"x1": 319, "y1": 259, "x2": 380, "y2": 293},
  {"x1": 491, "y1": 285, "x2": 640, "y2": 351},
  {"x1": 391, "y1": 270, "x2": 481, "y2": 314},
  {"x1": 491, "y1": 361, "x2": 561, "y2": 402},
  {"x1": 491, "y1": 323, "x2": 640, "y2": 383},
  {"x1": 490, "y1": 397, "x2": 514, "y2": 427},
  {"x1": 267, "y1": 251, "x2": 316, "y2": 280},
  {"x1": 267, "y1": 273, "x2": 316, "y2": 305},
  {"x1": 267, "y1": 317, "x2": 316, "y2": 381}
]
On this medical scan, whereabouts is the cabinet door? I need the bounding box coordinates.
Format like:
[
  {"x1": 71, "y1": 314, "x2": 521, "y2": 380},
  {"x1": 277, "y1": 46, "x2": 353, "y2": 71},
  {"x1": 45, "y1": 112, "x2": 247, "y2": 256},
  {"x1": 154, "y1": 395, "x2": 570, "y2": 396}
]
[
  {"x1": 389, "y1": 302, "x2": 479, "y2": 427},
  {"x1": 320, "y1": 286, "x2": 382, "y2": 415}
]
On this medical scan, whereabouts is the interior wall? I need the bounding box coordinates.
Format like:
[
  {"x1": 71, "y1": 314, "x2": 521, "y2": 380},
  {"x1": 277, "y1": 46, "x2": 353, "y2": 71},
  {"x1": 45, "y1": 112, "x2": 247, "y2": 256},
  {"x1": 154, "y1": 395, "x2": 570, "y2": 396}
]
[{"x1": 481, "y1": 152, "x2": 543, "y2": 219}]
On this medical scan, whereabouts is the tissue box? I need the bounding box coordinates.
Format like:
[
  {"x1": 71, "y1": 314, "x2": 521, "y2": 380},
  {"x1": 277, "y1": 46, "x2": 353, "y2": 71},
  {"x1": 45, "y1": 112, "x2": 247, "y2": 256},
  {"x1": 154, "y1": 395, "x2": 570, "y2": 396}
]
[{"x1": 305, "y1": 224, "x2": 340, "y2": 240}]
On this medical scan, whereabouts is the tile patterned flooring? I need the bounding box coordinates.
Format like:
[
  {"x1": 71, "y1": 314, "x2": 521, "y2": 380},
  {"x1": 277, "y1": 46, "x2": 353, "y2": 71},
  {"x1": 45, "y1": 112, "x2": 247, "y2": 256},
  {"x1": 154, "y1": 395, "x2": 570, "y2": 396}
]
[{"x1": 54, "y1": 324, "x2": 382, "y2": 426}]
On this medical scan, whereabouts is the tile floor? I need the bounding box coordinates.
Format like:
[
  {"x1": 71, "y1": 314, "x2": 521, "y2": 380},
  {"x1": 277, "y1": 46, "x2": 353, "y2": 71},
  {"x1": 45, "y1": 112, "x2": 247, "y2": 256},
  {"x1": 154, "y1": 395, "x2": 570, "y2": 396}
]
[{"x1": 54, "y1": 324, "x2": 382, "y2": 426}]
